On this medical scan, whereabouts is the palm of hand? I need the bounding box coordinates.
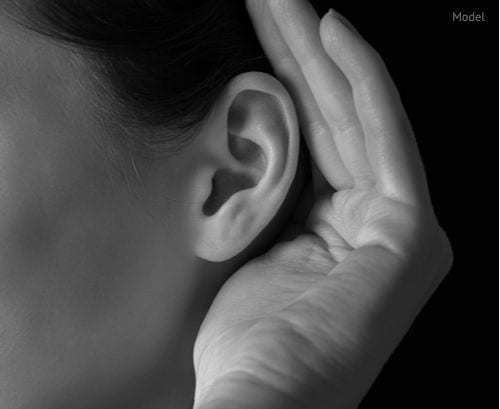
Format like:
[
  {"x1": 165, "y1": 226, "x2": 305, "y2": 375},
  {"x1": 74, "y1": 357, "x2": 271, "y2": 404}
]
[
  {"x1": 194, "y1": 185, "x2": 443, "y2": 407},
  {"x1": 194, "y1": 1, "x2": 452, "y2": 407}
]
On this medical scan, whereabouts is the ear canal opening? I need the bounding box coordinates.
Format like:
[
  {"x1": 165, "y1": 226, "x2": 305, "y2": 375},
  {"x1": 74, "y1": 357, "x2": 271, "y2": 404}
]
[{"x1": 202, "y1": 169, "x2": 255, "y2": 216}]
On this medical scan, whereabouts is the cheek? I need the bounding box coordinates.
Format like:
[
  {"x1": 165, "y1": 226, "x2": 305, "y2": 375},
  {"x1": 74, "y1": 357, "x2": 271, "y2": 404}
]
[
  {"x1": 0, "y1": 104, "x2": 113, "y2": 294},
  {"x1": 0, "y1": 184, "x2": 193, "y2": 407},
  {"x1": 1, "y1": 250, "x2": 191, "y2": 409},
  {"x1": 0, "y1": 114, "x2": 194, "y2": 406},
  {"x1": 0, "y1": 32, "x2": 196, "y2": 406}
]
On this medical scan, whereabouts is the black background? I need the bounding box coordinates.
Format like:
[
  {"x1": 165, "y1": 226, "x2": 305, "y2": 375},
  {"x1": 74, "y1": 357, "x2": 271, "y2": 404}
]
[{"x1": 308, "y1": 1, "x2": 498, "y2": 407}]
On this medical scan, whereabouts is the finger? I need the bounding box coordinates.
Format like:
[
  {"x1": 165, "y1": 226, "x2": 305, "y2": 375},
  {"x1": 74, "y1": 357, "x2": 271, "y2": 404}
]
[
  {"x1": 319, "y1": 10, "x2": 430, "y2": 205},
  {"x1": 246, "y1": 0, "x2": 353, "y2": 191},
  {"x1": 268, "y1": 0, "x2": 375, "y2": 187}
]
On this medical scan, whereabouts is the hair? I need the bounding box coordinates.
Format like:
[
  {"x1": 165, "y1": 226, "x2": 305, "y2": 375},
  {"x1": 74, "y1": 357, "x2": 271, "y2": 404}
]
[
  {"x1": 3, "y1": 0, "x2": 315, "y2": 257},
  {"x1": 4, "y1": 0, "x2": 275, "y2": 155}
]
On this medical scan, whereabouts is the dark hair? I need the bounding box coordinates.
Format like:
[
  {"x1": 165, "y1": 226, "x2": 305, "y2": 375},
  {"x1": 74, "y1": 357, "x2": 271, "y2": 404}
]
[{"x1": 5, "y1": 0, "x2": 273, "y2": 155}]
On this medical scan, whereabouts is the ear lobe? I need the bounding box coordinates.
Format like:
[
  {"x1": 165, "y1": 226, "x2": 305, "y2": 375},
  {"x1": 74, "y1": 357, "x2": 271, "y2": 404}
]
[{"x1": 193, "y1": 72, "x2": 299, "y2": 262}]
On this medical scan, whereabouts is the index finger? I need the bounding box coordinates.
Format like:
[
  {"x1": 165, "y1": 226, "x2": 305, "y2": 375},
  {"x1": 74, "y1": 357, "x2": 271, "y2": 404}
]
[
  {"x1": 246, "y1": 0, "x2": 354, "y2": 190},
  {"x1": 319, "y1": 11, "x2": 431, "y2": 206}
]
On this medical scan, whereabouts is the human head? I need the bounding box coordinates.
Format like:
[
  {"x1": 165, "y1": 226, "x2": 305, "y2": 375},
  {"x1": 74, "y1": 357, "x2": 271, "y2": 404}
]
[{"x1": 0, "y1": 1, "x2": 308, "y2": 408}]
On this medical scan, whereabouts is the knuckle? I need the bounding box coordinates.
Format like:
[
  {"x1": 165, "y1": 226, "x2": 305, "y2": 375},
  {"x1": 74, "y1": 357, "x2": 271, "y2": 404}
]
[
  {"x1": 333, "y1": 114, "x2": 360, "y2": 134},
  {"x1": 355, "y1": 48, "x2": 388, "y2": 88},
  {"x1": 363, "y1": 43, "x2": 386, "y2": 71},
  {"x1": 271, "y1": 0, "x2": 294, "y2": 20},
  {"x1": 306, "y1": 119, "x2": 329, "y2": 139},
  {"x1": 436, "y1": 226, "x2": 454, "y2": 272}
]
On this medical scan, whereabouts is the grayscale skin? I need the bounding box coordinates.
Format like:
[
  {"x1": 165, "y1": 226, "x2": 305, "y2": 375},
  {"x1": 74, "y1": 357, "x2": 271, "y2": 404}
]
[
  {"x1": 193, "y1": 1, "x2": 453, "y2": 408},
  {"x1": 0, "y1": 1, "x2": 452, "y2": 409}
]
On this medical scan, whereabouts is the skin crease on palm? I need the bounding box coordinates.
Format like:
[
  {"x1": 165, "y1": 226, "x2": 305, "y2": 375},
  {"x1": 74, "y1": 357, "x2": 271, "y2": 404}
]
[{"x1": 0, "y1": 1, "x2": 452, "y2": 409}]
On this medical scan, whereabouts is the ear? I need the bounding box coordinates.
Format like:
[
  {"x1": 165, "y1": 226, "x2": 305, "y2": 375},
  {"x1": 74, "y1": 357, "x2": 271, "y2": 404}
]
[{"x1": 188, "y1": 72, "x2": 299, "y2": 262}]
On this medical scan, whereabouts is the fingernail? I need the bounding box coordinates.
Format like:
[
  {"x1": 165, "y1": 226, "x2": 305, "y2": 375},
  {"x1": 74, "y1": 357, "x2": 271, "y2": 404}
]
[{"x1": 326, "y1": 8, "x2": 360, "y2": 36}]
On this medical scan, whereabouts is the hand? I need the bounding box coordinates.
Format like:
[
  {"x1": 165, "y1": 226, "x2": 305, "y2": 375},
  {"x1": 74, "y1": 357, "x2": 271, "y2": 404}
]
[{"x1": 193, "y1": 1, "x2": 453, "y2": 408}]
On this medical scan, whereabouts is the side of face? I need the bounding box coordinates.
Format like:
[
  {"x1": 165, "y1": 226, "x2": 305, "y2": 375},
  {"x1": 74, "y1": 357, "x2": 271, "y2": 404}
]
[
  {"x1": 0, "y1": 14, "x2": 299, "y2": 409},
  {"x1": 0, "y1": 16, "x2": 201, "y2": 408}
]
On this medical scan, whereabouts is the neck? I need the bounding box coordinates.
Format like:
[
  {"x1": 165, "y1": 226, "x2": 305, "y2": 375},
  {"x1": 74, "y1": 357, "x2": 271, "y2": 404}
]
[
  {"x1": 108, "y1": 154, "x2": 309, "y2": 409},
  {"x1": 134, "y1": 259, "x2": 234, "y2": 409},
  {"x1": 79, "y1": 261, "x2": 231, "y2": 409}
]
